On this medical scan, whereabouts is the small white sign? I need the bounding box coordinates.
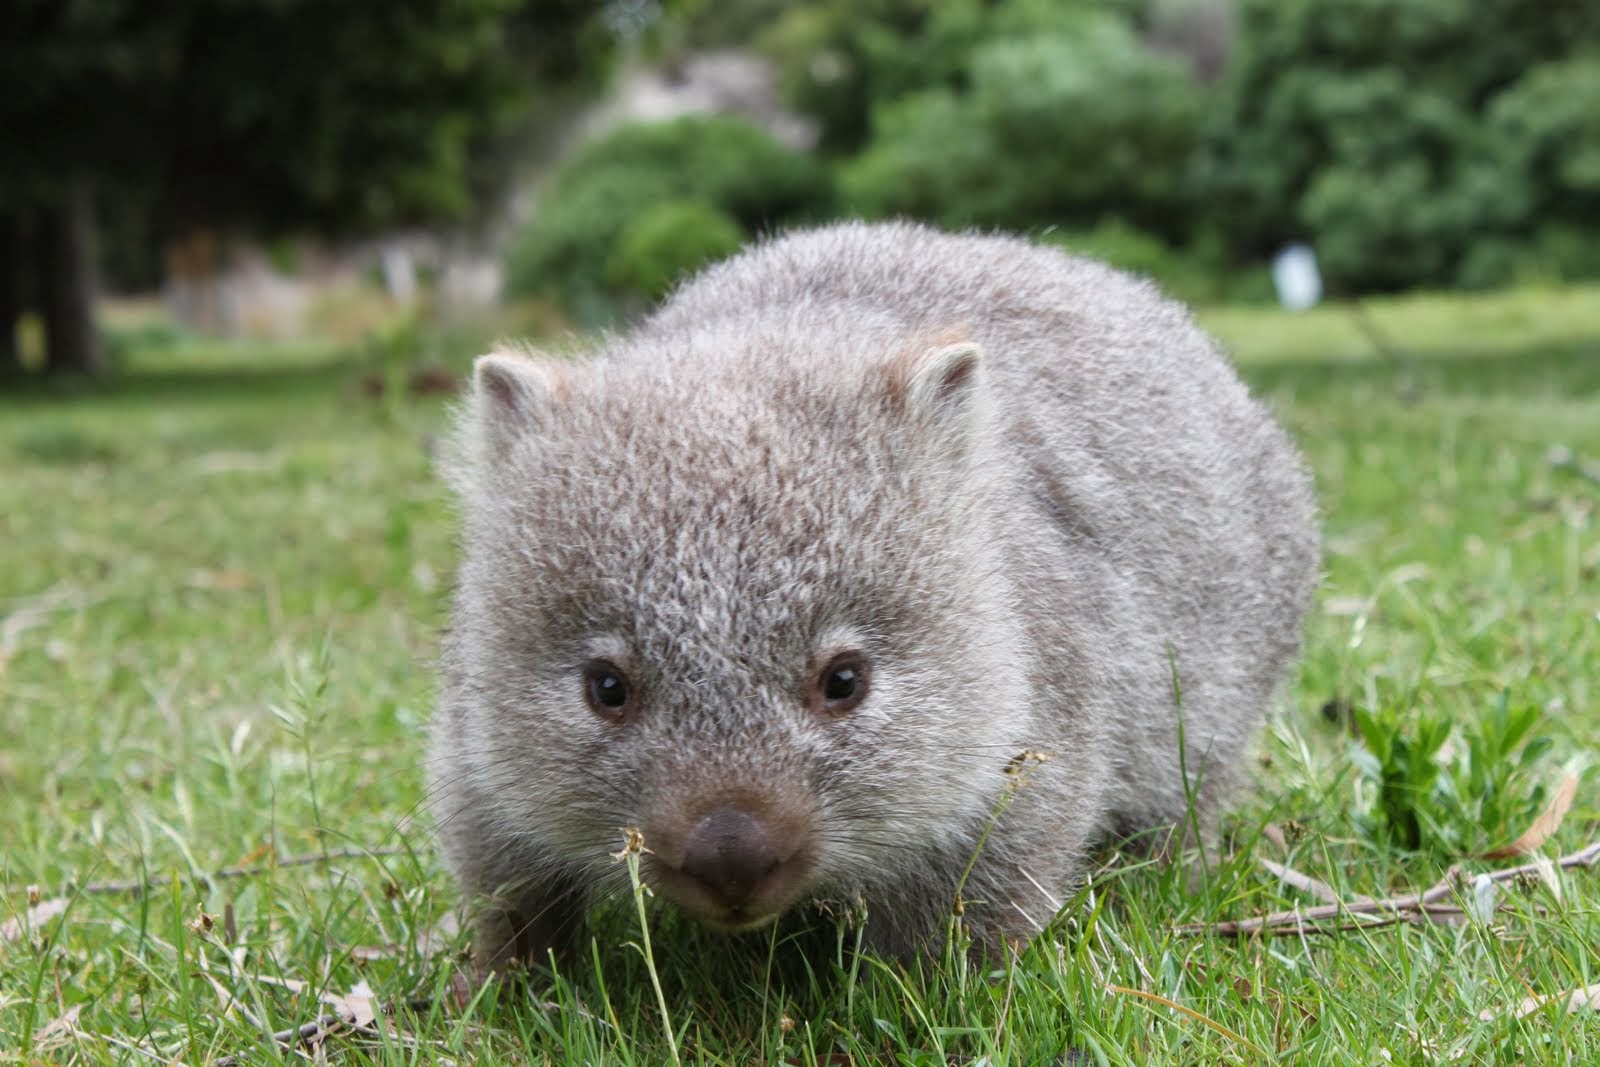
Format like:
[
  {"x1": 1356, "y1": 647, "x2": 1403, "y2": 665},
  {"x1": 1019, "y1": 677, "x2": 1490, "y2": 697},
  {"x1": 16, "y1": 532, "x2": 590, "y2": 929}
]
[{"x1": 1272, "y1": 243, "x2": 1323, "y2": 311}]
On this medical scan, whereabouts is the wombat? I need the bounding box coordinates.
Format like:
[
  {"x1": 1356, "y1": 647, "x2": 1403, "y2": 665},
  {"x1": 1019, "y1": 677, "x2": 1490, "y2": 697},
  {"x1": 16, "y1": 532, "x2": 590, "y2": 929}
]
[{"x1": 429, "y1": 221, "x2": 1319, "y2": 973}]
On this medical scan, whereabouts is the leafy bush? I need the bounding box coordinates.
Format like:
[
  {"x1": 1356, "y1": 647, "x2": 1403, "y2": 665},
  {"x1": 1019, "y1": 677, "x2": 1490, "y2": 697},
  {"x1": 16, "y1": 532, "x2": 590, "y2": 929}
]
[
  {"x1": 1202, "y1": 0, "x2": 1600, "y2": 292},
  {"x1": 1351, "y1": 694, "x2": 1558, "y2": 854},
  {"x1": 605, "y1": 201, "x2": 746, "y2": 302},
  {"x1": 829, "y1": 4, "x2": 1204, "y2": 240},
  {"x1": 528, "y1": 0, "x2": 1600, "y2": 305},
  {"x1": 505, "y1": 115, "x2": 827, "y2": 323},
  {"x1": 758, "y1": 0, "x2": 964, "y2": 155},
  {"x1": 1486, "y1": 55, "x2": 1600, "y2": 282}
]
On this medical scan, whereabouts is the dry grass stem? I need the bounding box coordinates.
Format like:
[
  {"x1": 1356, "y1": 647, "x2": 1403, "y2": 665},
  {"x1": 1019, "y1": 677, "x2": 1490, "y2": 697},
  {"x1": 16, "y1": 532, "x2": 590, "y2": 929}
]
[{"x1": 1183, "y1": 840, "x2": 1599, "y2": 937}]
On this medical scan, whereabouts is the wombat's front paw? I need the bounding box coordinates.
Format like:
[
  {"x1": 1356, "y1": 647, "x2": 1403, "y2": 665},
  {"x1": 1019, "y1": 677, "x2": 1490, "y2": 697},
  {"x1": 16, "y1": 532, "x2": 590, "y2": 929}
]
[{"x1": 471, "y1": 893, "x2": 584, "y2": 985}]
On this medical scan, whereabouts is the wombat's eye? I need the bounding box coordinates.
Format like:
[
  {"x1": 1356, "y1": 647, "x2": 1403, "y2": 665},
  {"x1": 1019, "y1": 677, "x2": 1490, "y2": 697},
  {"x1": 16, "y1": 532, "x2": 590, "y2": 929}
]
[
  {"x1": 583, "y1": 660, "x2": 632, "y2": 721},
  {"x1": 814, "y1": 653, "x2": 870, "y2": 716}
]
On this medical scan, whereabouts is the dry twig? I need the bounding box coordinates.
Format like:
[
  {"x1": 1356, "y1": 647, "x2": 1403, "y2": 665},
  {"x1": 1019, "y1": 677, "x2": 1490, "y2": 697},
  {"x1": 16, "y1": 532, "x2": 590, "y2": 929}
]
[
  {"x1": 1180, "y1": 840, "x2": 1600, "y2": 937},
  {"x1": 213, "y1": 1013, "x2": 352, "y2": 1067},
  {"x1": 1259, "y1": 858, "x2": 1346, "y2": 905}
]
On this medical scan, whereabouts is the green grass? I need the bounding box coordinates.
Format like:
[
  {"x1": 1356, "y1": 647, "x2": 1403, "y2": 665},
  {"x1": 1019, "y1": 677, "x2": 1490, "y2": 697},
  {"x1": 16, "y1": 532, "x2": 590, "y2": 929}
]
[{"x1": 3, "y1": 284, "x2": 1598, "y2": 1064}]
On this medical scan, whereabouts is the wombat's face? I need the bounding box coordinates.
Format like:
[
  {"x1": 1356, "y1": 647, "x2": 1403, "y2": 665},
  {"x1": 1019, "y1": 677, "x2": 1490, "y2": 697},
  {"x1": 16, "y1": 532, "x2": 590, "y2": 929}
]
[{"x1": 441, "y1": 336, "x2": 1032, "y2": 931}]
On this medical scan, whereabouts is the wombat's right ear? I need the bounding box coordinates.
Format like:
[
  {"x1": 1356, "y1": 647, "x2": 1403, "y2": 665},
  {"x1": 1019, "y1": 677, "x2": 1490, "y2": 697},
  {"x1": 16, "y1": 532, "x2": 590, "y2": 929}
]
[{"x1": 467, "y1": 348, "x2": 559, "y2": 460}]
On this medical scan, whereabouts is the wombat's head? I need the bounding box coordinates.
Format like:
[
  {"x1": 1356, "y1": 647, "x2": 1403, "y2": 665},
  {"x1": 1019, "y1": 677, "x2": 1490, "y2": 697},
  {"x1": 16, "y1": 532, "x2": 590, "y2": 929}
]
[{"x1": 440, "y1": 329, "x2": 1034, "y2": 931}]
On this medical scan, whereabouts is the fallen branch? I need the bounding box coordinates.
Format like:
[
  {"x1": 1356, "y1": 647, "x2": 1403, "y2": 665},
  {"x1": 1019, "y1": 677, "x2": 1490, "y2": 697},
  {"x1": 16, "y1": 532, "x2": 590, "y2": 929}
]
[
  {"x1": 213, "y1": 1013, "x2": 352, "y2": 1067},
  {"x1": 1259, "y1": 858, "x2": 1347, "y2": 905},
  {"x1": 1180, "y1": 840, "x2": 1600, "y2": 938}
]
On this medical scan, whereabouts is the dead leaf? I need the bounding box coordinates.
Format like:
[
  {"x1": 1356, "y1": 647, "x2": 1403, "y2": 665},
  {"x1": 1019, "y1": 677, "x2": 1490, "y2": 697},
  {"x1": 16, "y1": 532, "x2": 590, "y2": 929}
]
[
  {"x1": 447, "y1": 969, "x2": 473, "y2": 1012},
  {"x1": 203, "y1": 974, "x2": 269, "y2": 1032},
  {"x1": 322, "y1": 980, "x2": 379, "y2": 1028},
  {"x1": 1480, "y1": 981, "x2": 1600, "y2": 1022},
  {"x1": 1401, "y1": 1024, "x2": 1470, "y2": 1062},
  {"x1": 1562, "y1": 984, "x2": 1600, "y2": 1013},
  {"x1": 349, "y1": 910, "x2": 460, "y2": 962},
  {"x1": 232, "y1": 841, "x2": 274, "y2": 868},
  {"x1": 1, "y1": 895, "x2": 69, "y2": 946},
  {"x1": 1482, "y1": 773, "x2": 1578, "y2": 859}
]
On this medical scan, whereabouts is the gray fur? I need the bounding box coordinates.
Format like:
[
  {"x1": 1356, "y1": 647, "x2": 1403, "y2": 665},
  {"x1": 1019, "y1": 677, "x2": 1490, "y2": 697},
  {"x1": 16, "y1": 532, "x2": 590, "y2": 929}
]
[{"x1": 429, "y1": 220, "x2": 1320, "y2": 969}]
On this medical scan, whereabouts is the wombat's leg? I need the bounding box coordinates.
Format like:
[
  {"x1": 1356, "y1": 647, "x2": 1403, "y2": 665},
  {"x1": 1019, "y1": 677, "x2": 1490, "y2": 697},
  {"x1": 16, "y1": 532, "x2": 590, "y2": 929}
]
[
  {"x1": 856, "y1": 913, "x2": 929, "y2": 964},
  {"x1": 470, "y1": 874, "x2": 586, "y2": 982},
  {"x1": 1114, "y1": 791, "x2": 1228, "y2": 888},
  {"x1": 857, "y1": 904, "x2": 1031, "y2": 969},
  {"x1": 855, "y1": 892, "x2": 978, "y2": 966}
]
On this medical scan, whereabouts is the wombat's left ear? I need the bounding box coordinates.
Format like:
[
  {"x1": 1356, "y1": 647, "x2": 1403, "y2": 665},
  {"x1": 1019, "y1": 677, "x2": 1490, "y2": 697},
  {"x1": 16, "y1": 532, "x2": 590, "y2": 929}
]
[
  {"x1": 894, "y1": 340, "x2": 991, "y2": 454},
  {"x1": 467, "y1": 347, "x2": 561, "y2": 460}
]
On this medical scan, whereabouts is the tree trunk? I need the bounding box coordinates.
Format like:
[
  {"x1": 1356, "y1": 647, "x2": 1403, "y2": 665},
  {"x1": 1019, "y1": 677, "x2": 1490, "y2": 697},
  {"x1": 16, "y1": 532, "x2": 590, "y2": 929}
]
[
  {"x1": 0, "y1": 210, "x2": 22, "y2": 378},
  {"x1": 40, "y1": 173, "x2": 106, "y2": 376}
]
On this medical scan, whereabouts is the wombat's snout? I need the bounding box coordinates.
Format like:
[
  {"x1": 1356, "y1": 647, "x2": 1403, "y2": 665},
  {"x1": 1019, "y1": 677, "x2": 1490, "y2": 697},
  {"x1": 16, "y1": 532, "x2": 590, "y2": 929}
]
[{"x1": 679, "y1": 808, "x2": 781, "y2": 906}]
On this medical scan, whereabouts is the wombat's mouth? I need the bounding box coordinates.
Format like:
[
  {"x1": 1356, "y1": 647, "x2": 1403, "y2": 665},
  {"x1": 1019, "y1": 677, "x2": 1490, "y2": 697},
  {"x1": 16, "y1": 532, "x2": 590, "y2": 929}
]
[
  {"x1": 699, "y1": 907, "x2": 784, "y2": 933},
  {"x1": 645, "y1": 852, "x2": 816, "y2": 931},
  {"x1": 637, "y1": 799, "x2": 817, "y2": 928}
]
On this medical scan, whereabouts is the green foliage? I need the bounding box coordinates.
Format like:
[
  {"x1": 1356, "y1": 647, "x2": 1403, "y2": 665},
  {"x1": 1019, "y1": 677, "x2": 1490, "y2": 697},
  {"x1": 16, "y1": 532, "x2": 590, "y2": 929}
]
[
  {"x1": 1351, "y1": 702, "x2": 1455, "y2": 852},
  {"x1": 159, "y1": 0, "x2": 532, "y2": 235},
  {"x1": 0, "y1": 0, "x2": 169, "y2": 203},
  {"x1": 1351, "y1": 695, "x2": 1557, "y2": 854},
  {"x1": 758, "y1": 0, "x2": 955, "y2": 155},
  {"x1": 779, "y1": 1, "x2": 1203, "y2": 241},
  {"x1": 750, "y1": 0, "x2": 1600, "y2": 294},
  {"x1": 1203, "y1": 0, "x2": 1600, "y2": 292},
  {"x1": 760, "y1": 0, "x2": 1152, "y2": 153},
  {"x1": 506, "y1": 116, "x2": 827, "y2": 323},
  {"x1": 1486, "y1": 55, "x2": 1600, "y2": 282},
  {"x1": 605, "y1": 201, "x2": 746, "y2": 302},
  {"x1": 0, "y1": 0, "x2": 542, "y2": 233}
]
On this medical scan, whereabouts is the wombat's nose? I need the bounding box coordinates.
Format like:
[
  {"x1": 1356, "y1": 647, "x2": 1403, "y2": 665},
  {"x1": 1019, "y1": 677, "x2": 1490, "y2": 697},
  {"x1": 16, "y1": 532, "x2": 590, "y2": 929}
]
[{"x1": 680, "y1": 808, "x2": 781, "y2": 905}]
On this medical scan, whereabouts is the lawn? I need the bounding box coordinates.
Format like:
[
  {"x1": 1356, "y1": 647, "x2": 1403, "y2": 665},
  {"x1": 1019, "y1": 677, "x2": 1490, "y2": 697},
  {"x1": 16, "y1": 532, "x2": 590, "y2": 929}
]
[{"x1": 2, "y1": 285, "x2": 1597, "y2": 1064}]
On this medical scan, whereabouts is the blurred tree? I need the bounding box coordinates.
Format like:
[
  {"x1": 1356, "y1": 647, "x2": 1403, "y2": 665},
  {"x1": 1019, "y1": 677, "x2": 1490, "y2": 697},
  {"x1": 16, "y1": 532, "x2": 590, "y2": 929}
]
[
  {"x1": 1485, "y1": 55, "x2": 1600, "y2": 282},
  {"x1": 757, "y1": 0, "x2": 1153, "y2": 156},
  {"x1": 505, "y1": 115, "x2": 828, "y2": 324},
  {"x1": 0, "y1": 0, "x2": 616, "y2": 376},
  {"x1": 1201, "y1": 0, "x2": 1600, "y2": 292},
  {"x1": 0, "y1": 217, "x2": 23, "y2": 377},
  {"x1": 0, "y1": 0, "x2": 169, "y2": 375},
  {"x1": 605, "y1": 200, "x2": 746, "y2": 301},
  {"x1": 754, "y1": 1, "x2": 1204, "y2": 246},
  {"x1": 757, "y1": 0, "x2": 952, "y2": 155},
  {"x1": 837, "y1": 7, "x2": 1201, "y2": 240}
]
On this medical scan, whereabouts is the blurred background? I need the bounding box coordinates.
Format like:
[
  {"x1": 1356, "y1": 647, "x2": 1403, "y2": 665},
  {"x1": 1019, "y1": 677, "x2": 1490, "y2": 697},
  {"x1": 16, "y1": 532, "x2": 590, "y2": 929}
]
[{"x1": 4, "y1": 0, "x2": 1598, "y2": 379}]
